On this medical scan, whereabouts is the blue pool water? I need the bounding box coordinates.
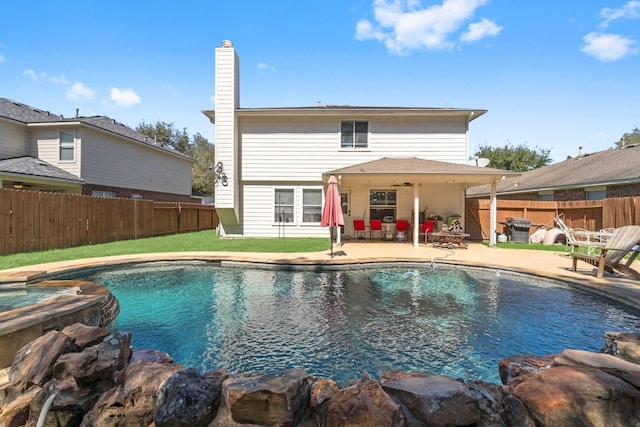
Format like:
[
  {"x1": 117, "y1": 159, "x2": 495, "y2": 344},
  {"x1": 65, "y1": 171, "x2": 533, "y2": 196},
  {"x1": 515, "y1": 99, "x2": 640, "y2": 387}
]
[
  {"x1": 60, "y1": 262, "x2": 640, "y2": 385},
  {"x1": 0, "y1": 286, "x2": 76, "y2": 313}
]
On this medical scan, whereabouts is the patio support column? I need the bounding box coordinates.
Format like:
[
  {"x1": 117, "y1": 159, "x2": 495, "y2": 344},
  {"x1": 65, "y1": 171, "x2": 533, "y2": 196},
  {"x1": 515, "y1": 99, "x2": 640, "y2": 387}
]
[
  {"x1": 413, "y1": 184, "x2": 420, "y2": 247},
  {"x1": 489, "y1": 180, "x2": 498, "y2": 246}
]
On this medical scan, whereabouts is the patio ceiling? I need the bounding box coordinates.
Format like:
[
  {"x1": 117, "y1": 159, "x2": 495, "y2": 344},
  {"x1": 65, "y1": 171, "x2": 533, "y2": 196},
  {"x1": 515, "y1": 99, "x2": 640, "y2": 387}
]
[{"x1": 324, "y1": 157, "x2": 520, "y2": 187}]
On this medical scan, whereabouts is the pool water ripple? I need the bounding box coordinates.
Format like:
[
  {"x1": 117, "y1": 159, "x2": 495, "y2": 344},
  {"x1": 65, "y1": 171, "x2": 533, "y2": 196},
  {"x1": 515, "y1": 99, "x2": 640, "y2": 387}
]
[{"x1": 61, "y1": 263, "x2": 640, "y2": 385}]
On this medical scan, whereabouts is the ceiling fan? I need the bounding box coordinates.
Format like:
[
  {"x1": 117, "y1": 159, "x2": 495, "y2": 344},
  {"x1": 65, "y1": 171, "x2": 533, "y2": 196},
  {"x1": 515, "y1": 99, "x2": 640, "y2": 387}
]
[{"x1": 391, "y1": 182, "x2": 413, "y2": 187}]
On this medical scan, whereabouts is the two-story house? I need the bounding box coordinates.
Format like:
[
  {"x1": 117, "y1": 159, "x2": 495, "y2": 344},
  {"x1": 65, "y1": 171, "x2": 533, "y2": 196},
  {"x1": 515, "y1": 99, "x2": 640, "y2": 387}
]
[
  {"x1": 0, "y1": 98, "x2": 194, "y2": 201},
  {"x1": 203, "y1": 40, "x2": 517, "y2": 246}
]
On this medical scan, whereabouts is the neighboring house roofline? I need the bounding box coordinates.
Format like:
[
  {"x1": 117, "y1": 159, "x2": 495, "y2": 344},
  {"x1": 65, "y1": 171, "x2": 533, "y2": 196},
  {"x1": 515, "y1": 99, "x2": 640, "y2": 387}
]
[
  {"x1": 0, "y1": 156, "x2": 84, "y2": 183},
  {"x1": 466, "y1": 144, "x2": 640, "y2": 197},
  {"x1": 203, "y1": 106, "x2": 486, "y2": 124},
  {"x1": 0, "y1": 97, "x2": 194, "y2": 162}
]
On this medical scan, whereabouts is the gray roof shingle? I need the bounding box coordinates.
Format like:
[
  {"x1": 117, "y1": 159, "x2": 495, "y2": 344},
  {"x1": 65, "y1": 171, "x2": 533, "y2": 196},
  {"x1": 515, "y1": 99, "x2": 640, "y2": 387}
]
[
  {"x1": 466, "y1": 144, "x2": 640, "y2": 196},
  {"x1": 0, "y1": 157, "x2": 84, "y2": 182},
  {"x1": 0, "y1": 98, "x2": 193, "y2": 161}
]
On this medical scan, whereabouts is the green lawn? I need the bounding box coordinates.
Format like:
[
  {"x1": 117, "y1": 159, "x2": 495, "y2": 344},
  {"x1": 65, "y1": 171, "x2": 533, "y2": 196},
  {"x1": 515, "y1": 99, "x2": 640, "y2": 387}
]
[
  {"x1": 0, "y1": 230, "x2": 584, "y2": 271},
  {"x1": 0, "y1": 230, "x2": 329, "y2": 270}
]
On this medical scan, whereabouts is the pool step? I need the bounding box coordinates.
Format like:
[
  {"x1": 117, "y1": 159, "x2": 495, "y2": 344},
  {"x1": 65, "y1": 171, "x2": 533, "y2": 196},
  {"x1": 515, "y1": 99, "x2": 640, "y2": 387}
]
[{"x1": 0, "y1": 271, "x2": 47, "y2": 285}]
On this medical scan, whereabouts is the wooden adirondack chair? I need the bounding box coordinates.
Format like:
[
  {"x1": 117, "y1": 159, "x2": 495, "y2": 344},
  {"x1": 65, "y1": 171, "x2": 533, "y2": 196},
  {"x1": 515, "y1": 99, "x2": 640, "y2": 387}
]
[{"x1": 571, "y1": 225, "x2": 640, "y2": 279}]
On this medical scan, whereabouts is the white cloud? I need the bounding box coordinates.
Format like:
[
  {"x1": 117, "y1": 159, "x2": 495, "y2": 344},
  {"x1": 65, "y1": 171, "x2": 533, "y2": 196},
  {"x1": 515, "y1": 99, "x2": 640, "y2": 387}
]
[
  {"x1": 258, "y1": 62, "x2": 277, "y2": 72},
  {"x1": 600, "y1": 0, "x2": 640, "y2": 28},
  {"x1": 49, "y1": 74, "x2": 71, "y2": 85},
  {"x1": 109, "y1": 88, "x2": 141, "y2": 107},
  {"x1": 460, "y1": 18, "x2": 503, "y2": 43},
  {"x1": 355, "y1": 0, "x2": 495, "y2": 54},
  {"x1": 581, "y1": 32, "x2": 637, "y2": 61},
  {"x1": 0, "y1": 55, "x2": 5, "y2": 63},
  {"x1": 23, "y1": 69, "x2": 47, "y2": 82},
  {"x1": 66, "y1": 82, "x2": 95, "y2": 101}
]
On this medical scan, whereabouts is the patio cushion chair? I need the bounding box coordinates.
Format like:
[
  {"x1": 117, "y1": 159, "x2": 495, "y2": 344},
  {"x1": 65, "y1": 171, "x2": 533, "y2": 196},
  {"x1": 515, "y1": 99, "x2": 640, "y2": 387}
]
[
  {"x1": 353, "y1": 219, "x2": 366, "y2": 241},
  {"x1": 570, "y1": 225, "x2": 640, "y2": 279},
  {"x1": 419, "y1": 220, "x2": 436, "y2": 245},
  {"x1": 554, "y1": 214, "x2": 613, "y2": 255},
  {"x1": 396, "y1": 219, "x2": 409, "y2": 240},
  {"x1": 369, "y1": 219, "x2": 383, "y2": 241}
]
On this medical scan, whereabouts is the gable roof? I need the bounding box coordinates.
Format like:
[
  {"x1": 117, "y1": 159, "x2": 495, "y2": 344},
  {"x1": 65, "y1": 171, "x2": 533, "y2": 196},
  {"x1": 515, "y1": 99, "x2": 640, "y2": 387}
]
[
  {"x1": 203, "y1": 105, "x2": 486, "y2": 123},
  {"x1": 466, "y1": 144, "x2": 640, "y2": 197},
  {"x1": 0, "y1": 98, "x2": 193, "y2": 161},
  {"x1": 0, "y1": 156, "x2": 84, "y2": 183},
  {"x1": 326, "y1": 157, "x2": 519, "y2": 186}
]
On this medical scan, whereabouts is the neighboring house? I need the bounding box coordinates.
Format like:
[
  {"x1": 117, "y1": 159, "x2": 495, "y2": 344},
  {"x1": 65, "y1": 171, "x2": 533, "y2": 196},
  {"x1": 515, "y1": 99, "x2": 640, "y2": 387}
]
[
  {"x1": 0, "y1": 98, "x2": 194, "y2": 201},
  {"x1": 466, "y1": 144, "x2": 640, "y2": 201},
  {"x1": 203, "y1": 40, "x2": 518, "y2": 246}
]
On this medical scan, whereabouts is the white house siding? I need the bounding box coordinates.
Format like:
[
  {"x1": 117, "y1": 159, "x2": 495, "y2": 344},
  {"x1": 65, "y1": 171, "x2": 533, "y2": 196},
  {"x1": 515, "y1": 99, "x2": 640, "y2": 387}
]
[
  {"x1": 79, "y1": 128, "x2": 192, "y2": 195},
  {"x1": 239, "y1": 115, "x2": 469, "y2": 182},
  {"x1": 242, "y1": 184, "x2": 328, "y2": 238},
  {"x1": 214, "y1": 45, "x2": 240, "y2": 211},
  {"x1": 0, "y1": 121, "x2": 29, "y2": 158},
  {"x1": 32, "y1": 128, "x2": 82, "y2": 178}
]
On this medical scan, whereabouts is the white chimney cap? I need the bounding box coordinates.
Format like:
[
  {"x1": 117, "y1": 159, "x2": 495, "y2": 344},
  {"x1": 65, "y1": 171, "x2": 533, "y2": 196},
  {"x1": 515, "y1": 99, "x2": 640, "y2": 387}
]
[{"x1": 222, "y1": 40, "x2": 233, "y2": 48}]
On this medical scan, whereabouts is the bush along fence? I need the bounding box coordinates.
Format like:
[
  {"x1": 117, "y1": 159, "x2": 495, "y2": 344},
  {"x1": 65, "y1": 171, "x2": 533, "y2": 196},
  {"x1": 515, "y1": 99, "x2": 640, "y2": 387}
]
[
  {"x1": 466, "y1": 196, "x2": 640, "y2": 241},
  {"x1": 0, "y1": 188, "x2": 218, "y2": 255}
]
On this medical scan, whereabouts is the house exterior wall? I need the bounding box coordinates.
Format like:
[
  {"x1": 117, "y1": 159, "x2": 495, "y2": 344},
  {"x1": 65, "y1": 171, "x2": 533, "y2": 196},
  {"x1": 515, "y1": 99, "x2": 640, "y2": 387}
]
[
  {"x1": 238, "y1": 115, "x2": 469, "y2": 182},
  {"x1": 79, "y1": 127, "x2": 192, "y2": 195},
  {"x1": 486, "y1": 183, "x2": 640, "y2": 202},
  {"x1": 0, "y1": 120, "x2": 29, "y2": 158},
  {"x1": 214, "y1": 43, "x2": 240, "y2": 212},
  {"x1": 32, "y1": 127, "x2": 82, "y2": 178}
]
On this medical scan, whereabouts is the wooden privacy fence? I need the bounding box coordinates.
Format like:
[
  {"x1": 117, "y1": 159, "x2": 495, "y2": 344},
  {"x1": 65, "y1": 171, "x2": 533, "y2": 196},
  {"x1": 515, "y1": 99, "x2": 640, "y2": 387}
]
[
  {"x1": 466, "y1": 196, "x2": 640, "y2": 241},
  {"x1": 0, "y1": 188, "x2": 219, "y2": 255}
]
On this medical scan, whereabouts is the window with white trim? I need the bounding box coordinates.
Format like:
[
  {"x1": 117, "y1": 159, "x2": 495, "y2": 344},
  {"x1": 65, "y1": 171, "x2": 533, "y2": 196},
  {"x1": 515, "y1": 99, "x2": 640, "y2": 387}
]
[
  {"x1": 341, "y1": 121, "x2": 368, "y2": 148},
  {"x1": 92, "y1": 190, "x2": 116, "y2": 198},
  {"x1": 586, "y1": 187, "x2": 606, "y2": 200},
  {"x1": 303, "y1": 189, "x2": 322, "y2": 223},
  {"x1": 59, "y1": 131, "x2": 75, "y2": 161},
  {"x1": 274, "y1": 189, "x2": 294, "y2": 223},
  {"x1": 369, "y1": 190, "x2": 396, "y2": 222}
]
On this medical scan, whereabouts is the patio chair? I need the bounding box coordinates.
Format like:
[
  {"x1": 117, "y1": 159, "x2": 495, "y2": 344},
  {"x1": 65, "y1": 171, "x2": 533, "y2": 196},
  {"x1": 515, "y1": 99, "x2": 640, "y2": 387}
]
[
  {"x1": 369, "y1": 219, "x2": 383, "y2": 241},
  {"x1": 571, "y1": 225, "x2": 640, "y2": 279},
  {"x1": 554, "y1": 214, "x2": 613, "y2": 254},
  {"x1": 353, "y1": 219, "x2": 366, "y2": 241},
  {"x1": 395, "y1": 219, "x2": 409, "y2": 241},
  {"x1": 419, "y1": 220, "x2": 436, "y2": 245}
]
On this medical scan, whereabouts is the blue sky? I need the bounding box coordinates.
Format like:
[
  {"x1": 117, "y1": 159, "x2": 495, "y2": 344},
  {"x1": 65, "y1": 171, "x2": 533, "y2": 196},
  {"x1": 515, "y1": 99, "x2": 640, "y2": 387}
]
[{"x1": 2, "y1": 1, "x2": 638, "y2": 163}]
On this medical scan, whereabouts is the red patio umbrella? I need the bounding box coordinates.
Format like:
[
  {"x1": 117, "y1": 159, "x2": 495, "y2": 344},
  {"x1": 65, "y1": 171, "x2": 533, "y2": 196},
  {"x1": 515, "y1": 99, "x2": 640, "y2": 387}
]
[{"x1": 321, "y1": 175, "x2": 345, "y2": 257}]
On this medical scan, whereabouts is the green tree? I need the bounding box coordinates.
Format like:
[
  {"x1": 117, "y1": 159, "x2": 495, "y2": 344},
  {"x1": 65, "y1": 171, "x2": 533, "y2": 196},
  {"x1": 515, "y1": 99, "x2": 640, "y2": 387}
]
[
  {"x1": 188, "y1": 133, "x2": 216, "y2": 197},
  {"x1": 136, "y1": 121, "x2": 190, "y2": 154},
  {"x1": 474, "y1": 142, "x2": 552, "y2": 172},
  {"x1": 615, "y1": 127, "x2": 640, "y2": 147}
]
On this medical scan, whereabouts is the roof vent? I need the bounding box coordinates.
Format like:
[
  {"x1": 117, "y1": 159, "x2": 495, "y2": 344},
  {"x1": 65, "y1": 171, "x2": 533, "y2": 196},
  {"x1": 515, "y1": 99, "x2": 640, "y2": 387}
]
[{"x1": 222, "y1": 40, "x2": 233, "y2": 48}]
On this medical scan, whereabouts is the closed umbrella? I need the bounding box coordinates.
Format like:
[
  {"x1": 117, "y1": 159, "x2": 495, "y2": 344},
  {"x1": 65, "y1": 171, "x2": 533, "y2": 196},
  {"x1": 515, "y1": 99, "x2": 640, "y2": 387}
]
[{"x1": 321, "y1": 175, "x2": 345, "y2": 257}]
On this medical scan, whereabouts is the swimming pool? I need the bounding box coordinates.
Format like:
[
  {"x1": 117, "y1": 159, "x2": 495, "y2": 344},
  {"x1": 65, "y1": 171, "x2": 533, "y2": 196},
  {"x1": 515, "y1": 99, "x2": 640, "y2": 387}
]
[
  {"x1": 0, "y1": 285, "x2": 77, "y2": 313},
  {"x1": 58, "y1": 262, "x2": 640, "y2": 385}
]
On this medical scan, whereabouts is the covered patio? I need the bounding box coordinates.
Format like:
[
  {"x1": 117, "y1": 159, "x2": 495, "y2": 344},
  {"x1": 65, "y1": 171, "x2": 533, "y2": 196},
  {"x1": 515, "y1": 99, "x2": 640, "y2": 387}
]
[{"x1": 324, "y1": 157, "x2": 520, "y2": 247}]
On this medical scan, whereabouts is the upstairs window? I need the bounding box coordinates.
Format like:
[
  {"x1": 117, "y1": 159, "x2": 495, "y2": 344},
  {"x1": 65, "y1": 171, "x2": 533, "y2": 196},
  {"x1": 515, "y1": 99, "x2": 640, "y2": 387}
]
[
  {"x1": 341, "y1": 121, "x2": 368, "y2": 148},
  {"x1": 302, "y1": 189, "x2": 322, "y2": 223},
  {"x1": 274, "y1": 189, "x2": 294, "y2": 224},
  {"x1": 59, "y1": 131, "x2": 75, "y2": 161}
]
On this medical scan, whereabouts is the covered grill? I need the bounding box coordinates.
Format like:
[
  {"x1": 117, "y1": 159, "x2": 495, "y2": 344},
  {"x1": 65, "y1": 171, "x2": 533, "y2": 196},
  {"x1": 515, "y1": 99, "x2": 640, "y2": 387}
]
[{"x1": 504, "y1": 217, "x2": 531, "y2": 243}]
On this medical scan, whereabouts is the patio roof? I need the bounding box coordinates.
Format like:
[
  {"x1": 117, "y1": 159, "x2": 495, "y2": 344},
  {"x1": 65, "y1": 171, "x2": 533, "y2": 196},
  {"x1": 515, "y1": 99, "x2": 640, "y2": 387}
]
[{"x1": 325, "y1": 157, "x2": 520, "y2": 187}]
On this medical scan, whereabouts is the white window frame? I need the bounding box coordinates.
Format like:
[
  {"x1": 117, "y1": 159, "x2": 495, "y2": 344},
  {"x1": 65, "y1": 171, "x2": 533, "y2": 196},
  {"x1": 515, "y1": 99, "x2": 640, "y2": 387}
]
[
  {"x1": 340, "y1": 120, "x2": 369, "y2": 149},
  {"x1": 92, "y1": 190, "x2": 116, "y2": 198},
  {"x1": 59, "y1": 131, "x2": 75, "y2": 161},
  {"x1": 302, "y1": 188, "x2": 323, "y2": 223},
  {"x1": 585, "y1": 186, "x2": 606, "y2": 200},
  {"x1": 274, "y1": 188, "x2": 294, "y2": 224},
  {"x1": 369, "y1": 189, "x2": 397, "y2": 222}
]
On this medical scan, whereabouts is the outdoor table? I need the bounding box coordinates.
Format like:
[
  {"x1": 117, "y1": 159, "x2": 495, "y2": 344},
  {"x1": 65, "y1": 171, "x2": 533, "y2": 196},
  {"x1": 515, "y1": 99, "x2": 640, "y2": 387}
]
[{"x1": 431, "y1": 232, "x2": 470, "y2": 249}]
